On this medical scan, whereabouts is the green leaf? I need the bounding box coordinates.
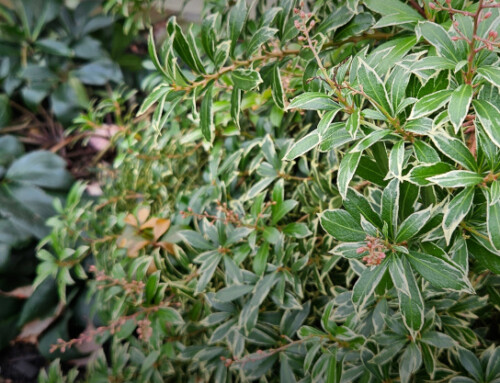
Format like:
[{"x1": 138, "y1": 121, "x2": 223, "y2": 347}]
[
  {"x1": 404, "y1": 117, "x2": 433, "y2": 135},
  {"x1": 200, "y1": 83, "x2": 215, "y2": 143},
  {"x1": 346, "y1": 108, "x2": 361, "y2": 138},
  {"x1": 247, "y1": 27, "x2": 277, "y2": 57},
  {"x1": 253, "y1": 243, "x2": 269, "y2": 275},
  {"x1": 409, "y1": 90, "x2": 453, "y2": 119},
  {"x1": 399, "y1": 342, "x2": 422, "y2": 383},
  {"x1": 448, "y1": 84, "x2": 472, "y2": 133},
  {"x1": 344, "y1": 188, "x2": 383, "y2": 229},
  {"x1": 271, "y1": 63, "x2": 285, "y2": 110},
  {"x1": 390, "y1": 257, "x2": 424, "y2": 332},
  {"x1": 351, "y1": 129, "x2": 392, "y2": 153},
  {"x1": 468, "y1": 239, "x2": 500, "y2": 274},
  {"x1": 282, "y1": 222, "x2": 312, "y2": 238},
  {"x1": 287, "y1": 92, "x2": 341, "y2": 111},
  {"x1": 420, "y1": 331, "x2": 455, "y2": 348},
  {"x1": 232, "y1": 69, "x2": 263, "y2": 91},
  {"x1": 364, "y1": 0, "x2": 423, "y2": 26},
  {"x1": 382, "y1": 178, "x2": 400, "y2": 238},
  {"x1": 195, "y1": 252, "x2": 222, "y2": 294},
  {"x1": 137, "y1": 84, "x2": 171, "y2": 116},
  {"x1": 443, "y1": 187, "x2": 475, "y2": 244},
  {"x1": 473, "y1": 99, "x2": 500, "y2": 149},
  {"x1": 388, "y1": 141, "x2": 405, "y2": 178},
  {"x1": 320, "y1": 209, "x2": 366, "y2": 242},
  {"x1": 284, "y1": 130, "x2": 320, "y2": 160},
  {"x1": 396, "y1": 207, "x2": 432, "y2": 242},
  {"x1": 338, "y1": 151, "x2": 362, "y2": 199},
  {"x1": 167, "y1": 21, "x2": 204, "y2": 74},
  {"x1": 228, "y1": 0, "x2": 247, "y2": 55},
  {"x1": 215, "y1": 284, "x2": 254, "y2": 302},
  {"x1": 477, "y1": 65, "x2": 500, "y2": 88},
  {"x1": 407, "y1": 251, "x2": 473, "y2": 293},
  {"x1": 0, "y1": 184, "x2": 50, "y2": 239},
  {"x1": 145, "y1": 272, "x2": 160, "y2": 303},
  {"x1": 427, "y1": 170, "x2": 483, "y2": 188},
  {"x1": 148, "y1": 30, "x2": 170, "y2": 80},
  {"x1": 413, "y1": 140, "x2": 440, "y2": 164},
  {"x1": 0, "y1": 94, "x2": 12, "y2": 128},
  {"x1": 487, "y1": 200, "x2": 500, "y2": 251},
  {"x1": 231, "y1": 88, "x2": 241, "y2": 129},
  {"x1": 357, "y1": 59, "x2": 392, "y2": 115},
  {"x1": 417, "y1": 21, "x2": 461, "y2": 62},
  {"x1": 36, "y1": 38, "x2": 72, "y2": 57},
  {"x1": 430, "y1": 131, "x2": 477, "y2": 171},
  {"x1": 6, "y1": 151, "x2": 72, "y2": 190},
  {"x1": 157, "y1": 307, "x2": 184, "y2": 325},
  {"x1": 215, "y1": 40, "x2": 231, "y2": 68},
  {"x1": 352, "y1": 261, "x2": 388, "y2": 308},
  {"x1": 410, "y1": 56, "x2": 456, "y2": 72},
  {"x1": 201, "y1": 14, "x2": 217, "y2": 60},
  {"x1": 407, "y1": 162, "x2": 453, "y2": 186},
  {"x1": 457, "y1": 348, "x2": 483, "y2": 382}
]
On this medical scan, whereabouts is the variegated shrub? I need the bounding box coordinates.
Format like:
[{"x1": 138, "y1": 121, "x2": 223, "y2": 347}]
[{"x1": 38, "y1": 0, "x2": 500, "y2": 382}]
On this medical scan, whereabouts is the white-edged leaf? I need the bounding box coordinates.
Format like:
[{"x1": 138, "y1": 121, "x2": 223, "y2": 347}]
[
  {"x1": 407, "y1": 250, "x2": 473, "y2": 293},
  {"x1": 357, "y1": 59, "x2": 393, "y2": 114},
  {"x1": 487, "y1": 200, "x2": 500, "y2": 251},
  {"x1": 338, "y1": 151, "x2": 362, "y2": 199},
  {"x1": 287, "y1": 92, "x2": 341, "y2": 111},
  {"x1": 428, "y1": 170, "x2": 483, "y2": 188},
  {"x1": 320, "y1": 209, "x2": 366, "y2": 242},
  {"x1": 430, "y1": 130, "x2": 477, "y2": 171},
  {"x1": 443, "y1": 187, "x2": 475, "y2": 244},
  {"x1": 409, "y1": 90, "x2": 452, "y2": 119},
  {"x1": 396, "y1": 206, "x2": 432, "y2": 242},
  {"x1": 417, "y1": 21, "x2": 461, "y2": 62},
  {"x1": 448, "y1": 84, "x2": 472, "y2": 133},
  {"x1": 352, "y1": 261, "x2": 388, "y2": 308},
  {"x1": 473, "y1": 99, "x2": 500, "y2": 149},
  {"x1": 285, "y1": 130, "x2": 320, "y2": 160},
  {"x1": 477, "y1": 65, "x2": 500, "y2": 88}
]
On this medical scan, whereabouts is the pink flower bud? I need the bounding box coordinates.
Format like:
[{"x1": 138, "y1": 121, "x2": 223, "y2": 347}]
[
  {"x1": 489, "y1": 30, "x2": 498, "y2": 39},
  {"x1": 452, "y1": 36, "x2": 460, "y2": 41},
  {"x1": 484, "y1": 11, "x2": 492, "y2": 19},
  {"x1": 429, "y1": 2, "x2": 436, "y2": 9},
  {"x1": 446, "y1": 0, "x2": 451, "y2": 4}
]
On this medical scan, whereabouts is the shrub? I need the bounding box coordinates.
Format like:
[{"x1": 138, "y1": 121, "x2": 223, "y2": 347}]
[{"x1": 39, "y1": 0, "x2": 500, "y2": 382}]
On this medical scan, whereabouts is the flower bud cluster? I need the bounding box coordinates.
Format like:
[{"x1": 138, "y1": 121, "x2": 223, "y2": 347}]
[{"x1": 356, "y1": 236, "x2": 387, "y2": 266}]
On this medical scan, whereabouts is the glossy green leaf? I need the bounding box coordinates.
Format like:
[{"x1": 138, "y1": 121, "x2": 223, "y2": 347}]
[
  {"x1": 228, "y1": 0, "x2": 247, "y2": 55},
  {"x1": 287, "y1": 92, "x2": 341, "y2": 111},
  {"x1": 338, "y1": 151, "x2": 362, "y2": 199},
  {"x1": 428, "y1": 170, "x2": 483, "y2": 188},
  {"x1": 487, "y1": 200, "x2": 500, "y2": 251},
  {"x1": 443, "y1": 187, "x2": 475, "y2": 244},
  {"x1": 285, "y1": 130, "x2": 320, "y2": 160},
  {"x1": 320, "y1": 209, "x2": 366, "y2": 242},
  {"x1": 200, "y1": 83, "x2": 215, "y2": 143},
  {"x1": 448, "y1": 84, "x2": 472, "y2": 133},
  {"x1": 409, "y1": 90, "x2": 453, "y2": 119},
  {"x1": 357, "y1": 59, "x2": 393, "y2": 114},
  {"x1": 407, "y1": 251, "x2": 473, "y2": 293},
  {"x1": 473, "y1": 99, "x2": 500, "y2": 149}
]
